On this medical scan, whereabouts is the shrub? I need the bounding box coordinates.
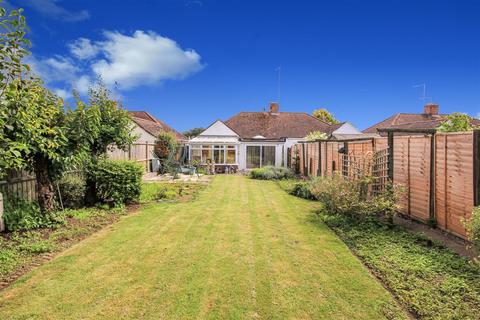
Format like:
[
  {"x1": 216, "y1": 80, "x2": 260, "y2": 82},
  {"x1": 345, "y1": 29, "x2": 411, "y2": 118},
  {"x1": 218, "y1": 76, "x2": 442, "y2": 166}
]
[
  {"x1": 3, "y1": 197, "x2": 64, "y2": 231},
  {"x1": 308, "y1": 174, "x2": 401, "y2": 219},
  {"x1": 289, "y1": 181, "x2": 317, "y2": 200},
  {"x1": 465, "y1": 206, "x2": 480, "y2": 250},
  {"x1": 57, "y1": 173, "x2": 86, "y2": 209},
  {"x1": 249, "y1": 166, "x2": 294, "y2": 180},
  {"x1": 88, "y1": 160, "x2": 143, "y2": 205}
]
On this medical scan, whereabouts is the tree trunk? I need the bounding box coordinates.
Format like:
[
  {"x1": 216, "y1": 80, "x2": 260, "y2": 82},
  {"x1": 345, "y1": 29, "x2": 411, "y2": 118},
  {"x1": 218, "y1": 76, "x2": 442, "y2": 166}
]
[{"x1": 34, "y1": 154, "x2": 56, "y2": 212}]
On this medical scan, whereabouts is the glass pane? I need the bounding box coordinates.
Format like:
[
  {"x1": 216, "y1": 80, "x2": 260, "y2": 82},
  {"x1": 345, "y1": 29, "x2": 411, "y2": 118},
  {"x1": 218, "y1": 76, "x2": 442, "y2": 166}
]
[
  {"x1": 192, "y1": 149, "x2": 201, "y2": 162},
  {"x1": 246, "y1": 146, "x2": 260, "y2": 168},
  {"x1": 202, "y1": 148, "x2": 213, "y2": 163},
  {"x1": 214, "y1": 149, "x2": 225, "y2": 164},
  {"x1": 262, "y1": 146, "x2": 276, "y2": 166},
  {"x1": 226, "y1": 150, "x2": 236, "y2": 164}
]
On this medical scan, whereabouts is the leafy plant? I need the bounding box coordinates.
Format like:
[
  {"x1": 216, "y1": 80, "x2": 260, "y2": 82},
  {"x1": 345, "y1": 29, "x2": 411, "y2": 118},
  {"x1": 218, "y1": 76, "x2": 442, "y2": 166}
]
[
  {"x1": 249, "y1": 166, "x2": 294, "y2": 180},
  {"x1": 304, "y1": 131, "x2": 327, "y2": 141},
  {"x1": 57, "y1": 173, "x2": 86, "y2": 209},
  {"x1": 88, "y1": 159, "x2": 143, "y2": 206},
  {"x1": 154, "y1": 131, "x2": 179, "y2": 174},
  {"x1": 437, "y1": 112, "x2": 478, "y2": 132},
  {"x1": 3, "y1": 196, "x2": 64, "y2": 231},
  {"x1": 464, "y1": 206, "x2": 480, "y2": 251},
  {"x1": 289, "y1": 180, "x2": 317, "y2": 200},
  {"x1": 322, "y1": 213, "x2": 480, "y2": 319},
  {"x1": 312, "y1": 108, "x2": 340, "y2": 124}
]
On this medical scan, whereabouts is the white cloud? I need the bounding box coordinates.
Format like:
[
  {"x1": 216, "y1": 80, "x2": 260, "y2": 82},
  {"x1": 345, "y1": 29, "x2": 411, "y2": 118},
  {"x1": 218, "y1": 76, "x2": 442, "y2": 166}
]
[
  {"x1": 27, "y1": 30, "x2": 204, "y2": 98},
  {"x1": 53, "y1": 88, "x2": 71, "y2": 100},
  {"x1": 91, "y1": 31, "x2": 204, "y2": 89},
  {"x1": 17, "y1": 0, "x2": 90, "y2": 22},
  {"x1": 68, "y1": 38, "x2": 99, "y2": 60}
]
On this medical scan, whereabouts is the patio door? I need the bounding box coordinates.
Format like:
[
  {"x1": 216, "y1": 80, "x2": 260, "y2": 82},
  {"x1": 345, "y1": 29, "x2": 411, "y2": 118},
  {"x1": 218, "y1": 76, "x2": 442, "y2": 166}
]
[
  {"x1": 246, "y1": 146, "x2": 261, "y2": 168},
  {"x1": 246, "y1": 145, "x2": 276, "y2": 168}
]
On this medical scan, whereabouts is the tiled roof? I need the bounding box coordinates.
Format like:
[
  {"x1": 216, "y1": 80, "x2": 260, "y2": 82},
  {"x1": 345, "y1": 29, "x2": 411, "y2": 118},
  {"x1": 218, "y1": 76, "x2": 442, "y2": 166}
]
[
  {"x1": 128, "y1": 111, "x2": 186, "y2": 140},
  {"x1": 224, "y1": 112, "x2": 332, "y2": 139},
  {"x1": 363, "y1": 113, "x2": 480, "y2": 133}
]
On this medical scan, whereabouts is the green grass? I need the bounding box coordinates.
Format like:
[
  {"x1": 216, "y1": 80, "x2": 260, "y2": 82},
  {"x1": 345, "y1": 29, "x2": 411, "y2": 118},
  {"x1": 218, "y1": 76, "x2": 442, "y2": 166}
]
[
  {"x1": 0, "y1": 207, "x2": 125, "y2": 285},
  {"x1": 321, "y1": 213, "x2": 480, "y2": 320},
  {"x1": 139, "y1": 182, "x2": 206, "y2": 203},
  {"x1": 0, "y1": 176, "x2": 406, "y2": 319}
]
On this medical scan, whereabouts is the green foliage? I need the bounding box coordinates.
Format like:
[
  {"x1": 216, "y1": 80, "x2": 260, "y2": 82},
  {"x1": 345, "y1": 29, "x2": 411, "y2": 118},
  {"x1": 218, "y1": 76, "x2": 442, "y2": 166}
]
[
  {"x1": 322, "y1": 213, "x2": 480, "y2": 319},
  {"x1": 249, "y1": 166, "x2": 294, "y2": 180},
  {"x1": 464, "y1": 206, "x2": 480, "y2": 251},
  {"x1": 289, "y1": 180, "x2": 317, "y2": 200},
  {"x1": 183, "y1": 127, "x2": 204, "y2": 138},
  {"x1": 312, "y1": 108, "x2": 340, "y2": 124},
  {"x1": 89, "y1": 160, "x2": 143, "y2": 205},
  {"x1": 3, "y1": 196, "x2": 64, "y2": 231},
  {"x1": 286, "y1": 174, "x2": 402, "y2": 220},
  {"x1": 154, "y1": 131, "x2": 179, "y2": 174},
  {"x1": 437, "y1": 112, "x2": 478, "y2": 132},
  {"x1": 66, "y1": 81, "x2": 136, "y2": 161},
  {"x1": 140, "y1": 182, "x2": 204, "y2": 203},
  {"x1": 304, "y1": 130, "x2": 327, "y2": 141},
  {"x1": 57, "y1": 173, "x2": 86, "y2": 209}
]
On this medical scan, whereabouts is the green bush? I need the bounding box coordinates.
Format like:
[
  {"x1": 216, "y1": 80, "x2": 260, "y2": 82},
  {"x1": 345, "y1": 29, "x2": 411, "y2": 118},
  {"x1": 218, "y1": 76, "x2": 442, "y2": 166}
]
[
  {"x1": 289, "y1": 181, "x2": 317, "y2": 200},
  {"x1": 306, "y1": 174, "x2": 401, "y2": 219},
  {"x1": 3, "y1": 197, "x2": 64, "y2": 231},
  {"x1": 89, "y1": 160, "x2": 143, "y2": 205},
  {"x1": 57, "y1": 174, "x2": 86, "y2": 209},
  {"x1": 465, "y1": 206, "x2": 480, "y2": 250},
  {"x1": 249, "y1": 166, "x2": 294, "y2": 180}
]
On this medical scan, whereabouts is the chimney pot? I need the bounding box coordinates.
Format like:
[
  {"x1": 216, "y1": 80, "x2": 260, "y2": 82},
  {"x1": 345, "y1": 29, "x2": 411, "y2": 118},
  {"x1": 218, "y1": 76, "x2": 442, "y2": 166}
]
[
  {"x1": 424, "y1": 103, "x2": 439, "y2": 116},
  {"x1": 269, "y1": 102, "x2": 279, "y2": 113}
]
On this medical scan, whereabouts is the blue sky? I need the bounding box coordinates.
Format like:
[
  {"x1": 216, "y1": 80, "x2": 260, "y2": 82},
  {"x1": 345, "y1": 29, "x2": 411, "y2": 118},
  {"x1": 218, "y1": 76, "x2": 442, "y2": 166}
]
[{"x1": 6, "y1": 0, "x2": 480, "y2": 132}]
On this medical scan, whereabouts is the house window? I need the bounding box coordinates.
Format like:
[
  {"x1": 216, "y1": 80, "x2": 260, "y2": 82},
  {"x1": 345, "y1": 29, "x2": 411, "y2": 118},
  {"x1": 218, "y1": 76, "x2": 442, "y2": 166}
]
[
  {"x1": 226, "y1": 149, "x2": 236, "y2": 164},
  {"x1": 246, "y1": 146, "x2": 261, "y2": 168},
  {"x1": 247, "y1": 145, "x2": 276, "y2": 168},
  {"x1": 190, "y1": 145, "x2": 238, "y2": 164},
  {"x1": 262, "y1": 146, "x2": 276, "y2": 166}
]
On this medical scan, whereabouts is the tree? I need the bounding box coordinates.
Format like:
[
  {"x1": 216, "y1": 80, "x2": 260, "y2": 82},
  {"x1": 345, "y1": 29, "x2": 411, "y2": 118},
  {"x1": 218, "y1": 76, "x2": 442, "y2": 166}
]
[
  {"x1": 2, "y1": 79, "x2": 68, "y2": 211},
  {"x1": 1, "y1": 3, "x2": 136, "y2": 210},
  {"x1": 0, "y1": 4, "x2": 32, "y2": 174},
  {"x1": 305, "y1": 131, "x2": 327, "y2": 141},
  {"x1": 183, "y1": 127, "x2": 204, "y2": 138},
  {"x1": 437, "y1": 112, "x2": 478, "y2": 132},
  {"x1": 154, "y1": 132, "x2": 178, "y2": 174},
  {"x1": 312, "y1": 108, "x2": 340, "y2": 124}
]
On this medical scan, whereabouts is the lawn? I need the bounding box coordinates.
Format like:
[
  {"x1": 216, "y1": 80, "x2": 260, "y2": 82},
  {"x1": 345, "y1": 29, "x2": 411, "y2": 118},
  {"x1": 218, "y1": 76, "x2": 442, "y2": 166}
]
[{"x1": 0, "y1": 176, "x2": 406, "y2": 319}]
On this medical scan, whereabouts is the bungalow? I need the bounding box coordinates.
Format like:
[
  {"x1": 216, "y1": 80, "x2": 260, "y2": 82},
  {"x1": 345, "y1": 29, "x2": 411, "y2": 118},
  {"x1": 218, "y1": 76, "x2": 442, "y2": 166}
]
[
  {"x1": 187, "y1": 103, "x2": 363, "y2": 172},
  {"x1": 128, "y1": 111, "x2": 186, "y2": 142},
  {"x1": 363, "y1": 103, "x2": 480, "y2": 135}
]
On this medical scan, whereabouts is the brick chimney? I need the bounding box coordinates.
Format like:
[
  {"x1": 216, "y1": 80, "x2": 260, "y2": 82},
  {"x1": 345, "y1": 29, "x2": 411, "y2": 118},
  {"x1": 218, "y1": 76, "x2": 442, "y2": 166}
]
[
  {"x1": 269, "y1": 102, "x2": 279, "y2": 113},
  {"x1": 424, "y1": 103, "x2": 439, "y2": 116}
]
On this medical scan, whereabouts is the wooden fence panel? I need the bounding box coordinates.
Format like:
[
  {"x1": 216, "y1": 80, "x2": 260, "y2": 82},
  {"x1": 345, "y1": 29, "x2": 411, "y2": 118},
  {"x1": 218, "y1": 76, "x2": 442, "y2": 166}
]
[
  {"x1": 107, "y1": 142, "x2": 156, "y2": 172},
  {"x1": 406, "y1": 136, "x2": 431, "y2": 222},
  {"x1": 435, "y1": 133, "x2": 474, "y2": 238},
  {"x1": 289, "y1": 132, "x2": 478, "y2": 240},
  {"x1": 0, "y1": 170, "x2": 37, "y2": 202}
]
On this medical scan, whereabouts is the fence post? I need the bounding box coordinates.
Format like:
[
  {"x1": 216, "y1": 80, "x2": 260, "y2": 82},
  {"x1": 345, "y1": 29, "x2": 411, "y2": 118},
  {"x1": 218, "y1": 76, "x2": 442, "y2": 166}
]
[
  {"x1": 317, "y1": 141, "x2": 322, "y2": 177},
  {"x1": 0, "y1": 192, "x2": 4, "y2": 232},
  {"x1": 429, "y1": 134, "x2": 436, "y2": 222},
  {"x1": 387, "y1": 132, "x2": 394, "y2": 182},
  {"x1": 474, "y1": 130, "x2": 480, "y2": 206}
]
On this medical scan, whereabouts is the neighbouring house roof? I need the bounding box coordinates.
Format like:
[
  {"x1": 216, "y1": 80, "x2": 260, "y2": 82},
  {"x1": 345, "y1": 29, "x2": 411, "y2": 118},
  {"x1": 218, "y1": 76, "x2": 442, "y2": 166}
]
[
  {"x1": 224, "y1": 111, "x2": 332, "y2": 139},
  {"x1": 128, "y1": 111, "x2": 186, "y2": 140},
  {"x1": 363, "y1": 106, "x2": 480, "y2": 134}
]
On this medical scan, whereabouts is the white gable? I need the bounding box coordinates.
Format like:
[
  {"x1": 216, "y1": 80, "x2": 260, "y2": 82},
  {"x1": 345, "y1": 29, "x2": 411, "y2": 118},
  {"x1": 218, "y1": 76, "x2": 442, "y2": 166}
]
[
  {"x1": 332, "y1": 122, "x2": 363, "y2": 135},
  {"x1": 197, "y1": 120, "x2": 238, "y2": 137}
]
